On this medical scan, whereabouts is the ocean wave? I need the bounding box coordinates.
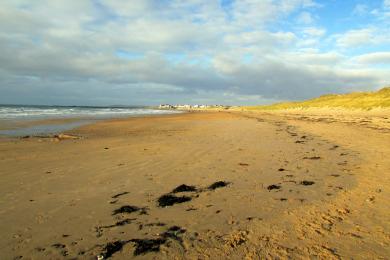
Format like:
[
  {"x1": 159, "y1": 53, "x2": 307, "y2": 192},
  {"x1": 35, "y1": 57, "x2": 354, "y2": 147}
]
[{"x1": 0, "y1": 106, "x2": 179, "y2": 119}]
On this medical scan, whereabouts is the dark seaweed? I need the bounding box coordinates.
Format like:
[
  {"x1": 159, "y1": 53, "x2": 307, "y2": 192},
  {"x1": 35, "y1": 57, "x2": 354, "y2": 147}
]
[
  {"x1": 208, "y1": 181, "x2": 230, "y2": 190},
  {"x1": 161, "y1": 226, "x2": 186, "y2": 242},
  {"x1": 102, "y1": 218, "x2": 136, "y2": 228},
  {"x1": 130, "y1": 239, "x2": 166, "y2": 256},
  {"x1": 51, "y1": 243, "x2": 66, "y2": 249},
  {"x1": 239, "y1": 163, "x2": 249, "y2": 166},
  {"x1": 111, "y1": 192, "x2": 129, "y2": 199},
  {"x1": 171, "y1": 184, "x2": 197, "y2": 193},
  {"x1": 300, "y1": 180, "x2": 315, "y2": 186},
  {"x1": 101, "y1": 241, "x2": 126, "y2": 258},
  {"x1": 112, "y1": 205, "x2": 140, "y2": 215},
  {"x1": 130, "y1": 226, "x2": 186, "y2": 256},
  {"x1": 267, "y1": 184, "x2": 281, "y2": 191},
  {"x1": 158, "y1": 194, "x2": 192, "y2": 207},
  {"x1": 144, "y1": 222, "x2": 166, "y2": 227}
]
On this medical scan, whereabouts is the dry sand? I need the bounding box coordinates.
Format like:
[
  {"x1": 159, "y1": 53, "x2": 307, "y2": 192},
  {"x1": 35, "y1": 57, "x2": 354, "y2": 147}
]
[{"x1": 0, "y1": 111, "x2": 389, "y2": 259}]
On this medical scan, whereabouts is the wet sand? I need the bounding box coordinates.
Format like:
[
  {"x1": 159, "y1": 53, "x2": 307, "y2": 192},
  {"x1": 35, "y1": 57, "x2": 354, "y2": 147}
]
[{"x1": 0, "y1": 111, "x2": 389, "y2": 259}]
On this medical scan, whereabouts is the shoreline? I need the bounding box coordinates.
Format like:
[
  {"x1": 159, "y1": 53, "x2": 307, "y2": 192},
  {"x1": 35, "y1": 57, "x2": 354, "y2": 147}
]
[
  {"x1": 0, "y1": 111, "x2": 389, "y2": 259},
  {"x1": 0, "y1": 111, "x2": 186, "y2": 138}
]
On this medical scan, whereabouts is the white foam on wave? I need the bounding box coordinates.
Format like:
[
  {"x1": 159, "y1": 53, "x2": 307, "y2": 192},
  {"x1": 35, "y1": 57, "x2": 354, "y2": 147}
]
[{"x1": 0, "y1": 106, "x2": 179, "y2": 119}]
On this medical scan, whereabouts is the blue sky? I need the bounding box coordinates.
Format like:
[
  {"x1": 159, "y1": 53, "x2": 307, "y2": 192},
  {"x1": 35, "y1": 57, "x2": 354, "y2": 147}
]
[{"x1": 0, "y1": 0, "x2": 389, "y2": 105}]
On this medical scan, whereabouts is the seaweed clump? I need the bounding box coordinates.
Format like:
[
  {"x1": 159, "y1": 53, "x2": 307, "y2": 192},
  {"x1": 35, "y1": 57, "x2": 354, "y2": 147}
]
[
  {"x1": 171, "y1": 184, "x2": 197, "y2": 193},
  {"x1": 208, "y1": 181, "x2": 230, "y2": 190},
  {"x1": 267, "y1": 184, "x2": 281, "y2": 191},
  {"x1": 300, "y1": 180, "x2": 315, "y2": 186},
  {"x1": 112, "y1": 205, "x2": 141, "y2": 215},
  {"x1": 158, "y1": 194, "x2": 192, "y2": 207}
]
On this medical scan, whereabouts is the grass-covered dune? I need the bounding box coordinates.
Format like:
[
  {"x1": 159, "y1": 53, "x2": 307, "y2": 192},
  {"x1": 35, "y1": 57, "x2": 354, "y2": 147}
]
[{"x1": 245, "y1": 87, "x2": 390, "y2": 111}]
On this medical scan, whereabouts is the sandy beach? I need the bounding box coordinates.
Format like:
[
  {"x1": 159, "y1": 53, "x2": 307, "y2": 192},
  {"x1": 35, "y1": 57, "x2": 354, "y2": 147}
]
[{"x1": 0, "y1": 111, "x2": 389, "y2": 259}]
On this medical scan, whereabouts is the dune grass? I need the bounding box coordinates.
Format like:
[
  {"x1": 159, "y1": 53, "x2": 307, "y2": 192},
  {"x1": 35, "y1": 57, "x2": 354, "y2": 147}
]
[{"x1": 244, "y1": 87, "x2": 390, "y2": 111}]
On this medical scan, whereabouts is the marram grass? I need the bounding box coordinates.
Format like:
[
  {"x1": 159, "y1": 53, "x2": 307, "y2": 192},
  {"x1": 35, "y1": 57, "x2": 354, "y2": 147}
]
[{"x1": 244, "y1": 87, "x2": 390, "y2": 111}]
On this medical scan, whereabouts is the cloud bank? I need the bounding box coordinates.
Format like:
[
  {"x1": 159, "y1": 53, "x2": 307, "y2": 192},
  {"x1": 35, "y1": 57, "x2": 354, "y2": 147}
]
[{"x1": 0, "y1": 0, "x2": 389, "y2": 105}]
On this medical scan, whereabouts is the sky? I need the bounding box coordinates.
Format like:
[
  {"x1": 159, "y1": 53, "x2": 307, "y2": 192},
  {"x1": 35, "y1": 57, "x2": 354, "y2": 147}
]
[{"x1": 0, "y1": 0, "x2": 389, "y2": 106}]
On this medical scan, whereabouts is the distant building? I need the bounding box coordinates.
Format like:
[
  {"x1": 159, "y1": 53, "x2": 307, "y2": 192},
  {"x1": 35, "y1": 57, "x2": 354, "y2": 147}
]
[
  {"x1": 159, "y1": 104, "x2": 174, "y2": 109},
  {"x1": 158, "y1": 103, "x2": 232, "y2": 110}
]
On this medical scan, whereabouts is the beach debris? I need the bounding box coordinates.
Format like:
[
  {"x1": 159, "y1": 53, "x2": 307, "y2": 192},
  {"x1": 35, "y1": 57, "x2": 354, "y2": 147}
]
[
  {"x1": 300, "y1": 180, "x2": 315, "y2": 186},
  {"x1": 51, "y1": 243, "x2": 66, "y2": 249},
  {"x1": 267, "y1": 184, "x2": 281, "y2": 191},
  {"x1": 144, "y1": 222, "x2": 166, "y2": 227},
  {"x1": 101, "y1": 218, "x2": 136, "y2": 229},
  {"x1": 130, "y1": 226, "x2": 186, "y2": 256},
  {"x1": 303, "y1": 156, "x2": 321, "y2": 160},
  {"x1": 112, "y1": 205, "x2": 147, "y2": 215},
  {"x1": 51, "y1": 243, "x2": 68, "y2": 257},
  {"x1": 158, "y1": 181, "x2": 230, "y2": 207},
  {"x1": 208, "y1": 181, "x2": 230, "y2": 190},
  {"x1": 278, "y1": 168, "x2": 286, "y2": 171},
  {"x1": 54, "y1": 133, "x2": 80, "y2": 140},
  {"x1": 20, "y1": 133, "x2": 80, "y2": 140},
  {"x1": 161, "y1": 226, "x2": 186, "y2": 242},
  {"x1": 111, "y1": 191, "x2": 129, "y2": 199},
  {"x1": 239, "y1": 163, "x2": 249, "y2": 166},
  {"x1": 139, "y1": 222, "x2": 167, "y2": 230},
  {"x1": 171, "y1": 184, "x2": 197, "y2": 193},
  {"x1": 130, "y1": 238, "x2": 166, "y2": 256},
  {"x1": 158, "y1": 194, "x2": 192, "y2": 207},
  {"x1": 100, "y1": 241, "x2": 127, "y2": 259}
]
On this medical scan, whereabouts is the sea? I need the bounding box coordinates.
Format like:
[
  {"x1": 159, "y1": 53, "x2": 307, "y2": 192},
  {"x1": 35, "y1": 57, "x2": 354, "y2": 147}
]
[{"x1": 0, "y1": 105, "x2": 179, "y2": 137}]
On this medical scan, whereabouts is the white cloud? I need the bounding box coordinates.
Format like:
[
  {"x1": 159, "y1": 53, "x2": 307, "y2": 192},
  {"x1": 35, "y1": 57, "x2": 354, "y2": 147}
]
[
  {"x1": 335, "y1": 28, "x2": 390, "y2": 48},
  {"x1": 302, "y1": 27, "x2": 326, "y2": 37},
  {"x1": 384, "y1": 0, "x2": 390, "y2": 9},
  {"x1": 353, "y1": 52, "x2": 390, "y2": 64}
]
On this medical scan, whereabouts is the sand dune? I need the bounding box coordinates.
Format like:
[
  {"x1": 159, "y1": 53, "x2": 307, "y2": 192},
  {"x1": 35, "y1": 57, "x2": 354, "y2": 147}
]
[
  {"x1": 0, "y1": 111, "x2": 389, "y2": 259},
  {"x1": 245, "y1": 87, "x2": 390, "y2": 111}
]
